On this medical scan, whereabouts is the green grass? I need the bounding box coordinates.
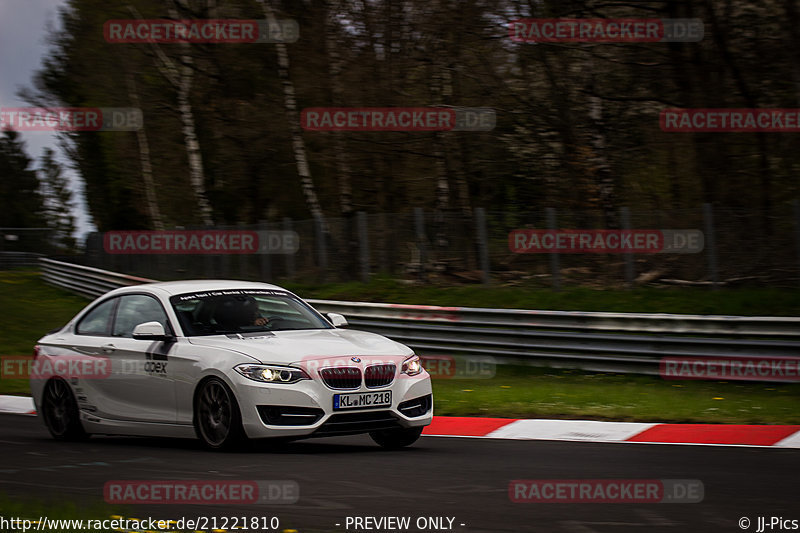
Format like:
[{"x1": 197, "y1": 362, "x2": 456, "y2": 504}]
[
  {"x1": 284, "y1": 276, "x2": 800, "y2": 316},
  {"x1": 431, "y1": 364, "x2": 800, "y2": 424},
  {"x1": 0, "y1": 270, "x2": 87, "y2": 395},
  {"x1": 1, "y1": 270, "x2": 798, "y2": 424}
]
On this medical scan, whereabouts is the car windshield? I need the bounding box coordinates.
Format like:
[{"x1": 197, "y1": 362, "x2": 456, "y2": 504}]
[{"x1": 170, "y1": 289, "x2": 332, "y2": 336}]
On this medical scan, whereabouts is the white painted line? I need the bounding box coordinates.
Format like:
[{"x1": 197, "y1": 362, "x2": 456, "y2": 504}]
[
  {"x1": 773, "y1": 430, "x2": 800, "y2": 448},
  {"x1": 486, "y1": 419, "x2": 657, "y2": 442},
  {"x1": 1, "y1": 394, "x2": 797, "y2": 449},
  {"x1": 0, "y1": 395, "x2": 36, "y2": 416}
]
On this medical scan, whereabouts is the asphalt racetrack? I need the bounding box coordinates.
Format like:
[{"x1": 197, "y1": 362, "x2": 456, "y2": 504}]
[{"x1": 1, "y1": 414, "x2": 798, "y2": 533}]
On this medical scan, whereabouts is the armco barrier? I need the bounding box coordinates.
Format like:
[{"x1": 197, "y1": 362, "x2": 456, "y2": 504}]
[{"x1": 40, "y1": 258, "x2": 800, "y2": 375}]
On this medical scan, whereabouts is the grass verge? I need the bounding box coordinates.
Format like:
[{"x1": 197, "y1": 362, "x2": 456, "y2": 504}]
[
  {"x1": 284, "y1": 276, "x2": 800, "y2": 316},
  {"x1": 1, "y1": 270, "x2": 798, "y2": 424},
  {"x1": 0, "y1": 270, "x2": 88, "y2": 395},
  {"x1": 431, "y1": 364, "x2": 800, "y2": 424}
]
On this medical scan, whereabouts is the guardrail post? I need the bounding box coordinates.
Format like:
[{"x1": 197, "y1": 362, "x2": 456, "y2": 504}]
[
  {"x1": 414, "y1": 207, "x2": 427, "y2": 281},
  {"x1": 620, "y1": 207, "x2": 634, "y2": 288},
  {"x1": 703, "y1": 203, "x2": 719, "y2": 290},
  {"x1": 357, "y1": 211, "x2": 370, "y2": 283},
  {"x1": 474, "y1": 207, "x2": 490, "y2": 284},
  {"x1": 793, "y1": 199, "x2": 800, "y2": 287},
  {"x1": 314, "y1": 213, "x2": 328, "y2": 281},
  {"x1": 283, "y1": 217, "x2": 295, "y2": 280},
  {"x1": 259, "y1": 220, "x2": 271, "y2": 282},
  {"x1": 546, "y1": 207, "x2": 561, "y2": 291}
]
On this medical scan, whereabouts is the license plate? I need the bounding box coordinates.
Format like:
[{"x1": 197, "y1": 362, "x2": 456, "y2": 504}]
[{"x1": 333, "y1": 391, "x2": 392, "y2": 410}]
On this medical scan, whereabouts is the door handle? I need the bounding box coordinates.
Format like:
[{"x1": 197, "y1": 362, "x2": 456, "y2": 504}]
[{"x1": 101, "y1": 344, "x2": 116, "y2": 354}]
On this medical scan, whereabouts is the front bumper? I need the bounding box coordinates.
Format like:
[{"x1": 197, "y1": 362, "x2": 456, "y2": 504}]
[{"x1": 232, "y1": 371, "x2": 433, "y2": 439}]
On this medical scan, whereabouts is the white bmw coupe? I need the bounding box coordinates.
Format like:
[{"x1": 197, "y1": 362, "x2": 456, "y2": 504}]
[{"x1": 30, "y1": 280, "x2": 433, "y2": 450}]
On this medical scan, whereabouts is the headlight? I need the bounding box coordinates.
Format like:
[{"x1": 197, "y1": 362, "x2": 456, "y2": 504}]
[
  {"x1": 234, "y1": 364, "x2": 310, "y2": 384},
  {"x1": 401, "y1": 355, "x2": 423, "y2": 376}
]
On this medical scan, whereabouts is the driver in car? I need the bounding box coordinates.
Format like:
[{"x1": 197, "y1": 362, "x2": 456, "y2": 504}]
[{"x1": 215, "y1": 295, "x2": 268, "y2": 328}]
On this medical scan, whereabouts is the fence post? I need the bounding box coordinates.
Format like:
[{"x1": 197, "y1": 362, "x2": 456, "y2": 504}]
[
  {"x1": 793, "y1": 199, "x2": 800, "y2": 287},
  {"x1": 258, "y1": 220, "x2": 271, "y2": 282},
  {"x1": 314, "y1": 213, "x2": 328, "y2": 281},
  {"x1": 703, "y1": 203, "x2": 719, "y2": 289},
  {"x1": 620, "y1": 207, "x2": 634, "y2": 288},
  {"x1": 414, "y1": 207, "x2": 427, "y2": 281},
  {"x1": 282, "y1": 217, "x2": 295, "y2": 280},
  {"x1": 474, "y1": 207, "x2": 490, "y2": 284},
  {"x1": 357, "y1": 211, "x2": 370, "y2": 283},
  {"x1": 546, "y1": 207, "x2": 561, "y2": 291}
]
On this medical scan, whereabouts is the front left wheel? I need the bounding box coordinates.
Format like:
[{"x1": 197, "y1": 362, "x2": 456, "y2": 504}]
[
  {"x1": 194, "y1": 377, "x2": 246, "y2": 450},
  {"x1": 41, "y1": 378, "x2": 88, "y2": 440}
]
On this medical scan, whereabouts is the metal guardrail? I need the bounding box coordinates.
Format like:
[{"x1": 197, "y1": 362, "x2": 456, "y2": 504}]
[
  {"x1": 40, "y1": 258, "x2": 800, "y2": 375},
  {"x1": 0, "y1": 252, "x2": 45, "y2": 269},
  {"x1": 40, "y1": 257, "x2": 155, "y2": 299}
]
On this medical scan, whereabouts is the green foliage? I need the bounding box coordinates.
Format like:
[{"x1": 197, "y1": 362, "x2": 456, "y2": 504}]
[
  {"x1": 22, "y1": 0, "x2": 800, "y2": 231},
  {"x1": 0, "y1": 131, "x2": 44, "y2": 230},
  {"x1": 38, "y1": 149, "x2": 76, "y2": 252}
]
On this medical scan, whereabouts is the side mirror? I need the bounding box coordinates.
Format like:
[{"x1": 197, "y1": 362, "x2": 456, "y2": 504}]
[
  {"x1": 132, "y1": 321, "x2": 173, "y2": 341},
  {"x1": 326, "y1": 313, "x2": 348, "y2": 328}
]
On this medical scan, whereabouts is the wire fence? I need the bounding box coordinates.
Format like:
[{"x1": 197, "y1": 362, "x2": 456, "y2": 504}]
[{"x1": 26, "y1": 202, "x2": 800, "y2": 287}]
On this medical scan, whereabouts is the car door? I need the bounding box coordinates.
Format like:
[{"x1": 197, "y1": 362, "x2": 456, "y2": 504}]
[
  {"x1": 66, "y1": 296, "x2": 123, "y2": 421},
  {"x1": 100, "y1": 293, "x2": 178, "y2": 423}
]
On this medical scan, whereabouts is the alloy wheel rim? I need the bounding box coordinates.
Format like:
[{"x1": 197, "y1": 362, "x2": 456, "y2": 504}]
[
  {"x1": 44, "y1": 380, "x2": 70, "y2": 435},
  {"x1": 199, "y1": 381, "x2": 232, "y2": 446}
]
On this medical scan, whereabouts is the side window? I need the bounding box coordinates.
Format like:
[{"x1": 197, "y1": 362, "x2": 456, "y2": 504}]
[
  {"x1": 75, "y1": 298, "x2": 117, "y2": 336},
  {"x1": 113, "y1": 294, "x2": 170, "y2": 338}
]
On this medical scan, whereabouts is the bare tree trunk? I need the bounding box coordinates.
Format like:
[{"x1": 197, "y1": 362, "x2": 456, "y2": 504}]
[
  {"x1": 176, "y1": 57, "x2": 214, "y2": 226},
  {"x1": 704, "y1": 0, "x2": 770, "y2": 232},
  {"x1": 784, "y1": 0, "x2": 800, "y2": 106},
  {"x1": 325, "y1": 1, "x2": 353, "y2": 217},
  {"x1": 584, "y1": 56, "x2": 618, "y2": 228},
  {"x1": 127, "y1": 2, "x2": 214, "y2": 226},
  {"x1": 126, "y1": 73, "x2": 164, "y2": 230},
  {"x1": 256, "y1": 0, "x2": 326, "y2": 224}
]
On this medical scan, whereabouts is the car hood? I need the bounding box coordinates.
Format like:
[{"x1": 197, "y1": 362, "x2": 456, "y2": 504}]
[{"x1": 186, "y1": 328, "x2": 413, "y2": 365}]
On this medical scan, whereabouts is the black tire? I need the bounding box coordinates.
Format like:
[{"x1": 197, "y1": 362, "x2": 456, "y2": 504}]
[
  {"x1": 41, "y1": 378, "x2": 88, "y2": 440},
  {"x1": 369, "y1": 427, "x2": 423, "y2": 449},
  {"x1": 194, "y1": 377, "x2": 246, "y2": 450}
]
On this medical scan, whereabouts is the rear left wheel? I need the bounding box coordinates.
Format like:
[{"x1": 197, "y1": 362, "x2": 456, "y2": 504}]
[
  {"x1": 194, "y1": 377, "x2": 246, "y2": 450},
  {"x1": 41, "y1": 378, "x2": 87, "y2": 440}
]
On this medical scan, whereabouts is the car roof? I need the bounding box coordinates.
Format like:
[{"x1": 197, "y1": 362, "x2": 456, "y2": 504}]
[{"x1": 108, "y1": 280, "x2": 291, "y2": 297}]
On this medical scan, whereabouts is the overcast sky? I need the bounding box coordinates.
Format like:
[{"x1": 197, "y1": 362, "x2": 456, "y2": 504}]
[{"x1": 1, "y1": 0, "x2": 95, "y2": 239}]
